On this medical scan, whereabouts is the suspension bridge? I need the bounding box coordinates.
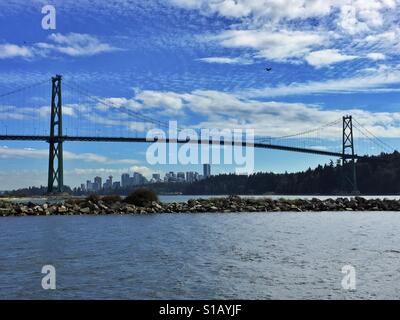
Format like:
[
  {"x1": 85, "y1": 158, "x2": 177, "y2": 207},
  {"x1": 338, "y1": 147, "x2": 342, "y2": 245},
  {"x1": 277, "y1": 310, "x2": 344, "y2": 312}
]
[{"x1": 0, "y1": 75, "x2": 396, "y2": 194}]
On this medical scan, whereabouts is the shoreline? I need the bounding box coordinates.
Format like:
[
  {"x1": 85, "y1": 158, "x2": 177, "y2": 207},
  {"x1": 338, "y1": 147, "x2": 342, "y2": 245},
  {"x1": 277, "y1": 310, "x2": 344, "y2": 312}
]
[{"x1": 1, "y1": 196, "x2": 400, "y2": 216}]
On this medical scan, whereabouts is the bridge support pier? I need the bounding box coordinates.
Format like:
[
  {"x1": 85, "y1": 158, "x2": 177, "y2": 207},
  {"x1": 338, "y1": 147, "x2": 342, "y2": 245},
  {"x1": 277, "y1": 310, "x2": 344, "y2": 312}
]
[
  {"x1": 47, "y1": 75, "x2": 64, "y2": 194},
  {"x1": 342, "y1": 115, "x2": 358, "y2": 194}
]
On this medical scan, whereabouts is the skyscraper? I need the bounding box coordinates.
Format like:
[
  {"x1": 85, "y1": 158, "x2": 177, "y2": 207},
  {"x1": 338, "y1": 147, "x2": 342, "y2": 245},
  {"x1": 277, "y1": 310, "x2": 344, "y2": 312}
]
[
  {"x1": 203, "y1": 164, "x2": 211, "y2": 178},
  {"x1": 94, "y1": 176, "x2": 102, "y2": 191},
  {"x1": 86, "y1": 180, "x2": 92, "y2": 192},
  {"x1": 112, "y1": 181, "x2": 121, "y2": 189},
  {"x1": 177, "y1": 172, "x2": 185, "y2": 182},
  {"x1": 132, "y1": 172, "x2": 145, "y2": 185},
  {"x1": 152, "y1": 173, "x2": 161, "y2": 183},
  {"x1": 104, "y1": 176, "x2": 113, "y2": 189},
  {"x1": 186, "y1": 171, "x2": 195, "y2": 183},
  {"x1": 121, "y1": 173, "x2": 130, "y2": 188}
]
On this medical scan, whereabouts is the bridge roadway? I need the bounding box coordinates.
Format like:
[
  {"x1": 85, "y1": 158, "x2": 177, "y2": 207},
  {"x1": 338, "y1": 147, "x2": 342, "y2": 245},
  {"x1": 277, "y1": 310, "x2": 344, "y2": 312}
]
[{"x1": 0, "y1": 135, "x2": 358, "y2": 159}]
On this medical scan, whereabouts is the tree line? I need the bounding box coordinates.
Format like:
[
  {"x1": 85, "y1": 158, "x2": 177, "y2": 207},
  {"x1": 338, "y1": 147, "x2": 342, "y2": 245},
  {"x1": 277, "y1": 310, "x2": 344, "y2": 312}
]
[
  {"x1": 2, "y1": 151, "x2": 400, "y2": 196},
  {"x1": 149, "y1": 151, "x2": 400, "y2": 195}
]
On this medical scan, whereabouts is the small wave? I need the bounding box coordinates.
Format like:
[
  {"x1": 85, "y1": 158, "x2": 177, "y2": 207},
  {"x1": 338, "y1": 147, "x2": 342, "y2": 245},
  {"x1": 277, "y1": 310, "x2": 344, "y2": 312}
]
[{"x1": 384, "y1": 249, "x2": 400, "y2": 254}]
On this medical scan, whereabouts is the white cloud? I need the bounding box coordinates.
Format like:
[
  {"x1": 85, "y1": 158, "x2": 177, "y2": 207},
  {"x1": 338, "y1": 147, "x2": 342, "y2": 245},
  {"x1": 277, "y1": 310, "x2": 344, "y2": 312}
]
[
  {"x1": 337, "y1": 4, "x2": 370, "y2": 34},
  {"x1": 364, "y1": 29, "x2": 398, "y2": 44},
  {"x1": 171, "y1": 0, "x2": 335, "y2": 21},
  {"x1": 103, "y1": 86, "x2": 400, "y2": 138},
  {"x1": 197, "y1": 56, "x2": 252, "y2": 64},
  {"x1": 246, "y1": 65, "x2": 400, "y2": 97},
  {"x1": 0, "y1": 165, "x2": 153, "y2": 190},
  {"x1": 337, "y1": 1, "x2": 396, "y2": 34},
  {"x1": 366, "y1": 52, "x2": 386, "y2": 60},
  {"x1": 174, "y1": 0, "x2": 400, "y2": 67},
  {"x1": 0, "y1": 104, "x2": 80, "y2": 121},
  {"x1": 0, "y1": 146, "x2": 139, "y2": 165},
  {"x1": 0, "y1": 44, "x2": 33, "y2": 59},
  {"x1": 135, "y1": 90, "x2": 184, "y2": 114},
  {"x1": 172, "y1": 0, "x2": 397, "y2": 32},
  {"x1": 36, "y1": 33, "x2": 120, "y2": 57},
  {"x1": 207, "y1": 29, "x2": 325, "y2": 62},
  {"x1": 362, "y1": 28, "x2": 400, "y2": 54},
  {"x1": 0, "y1": 33, "x2": 120, "y2": 60},
  {"x1": 84, "y1": 113, "x2": 156, "y2": 133},
  {"x1": 305, "y1": 49, "x2": 358, "y2": 67},
  {"x1": 189, "y1": 96, "x2": 400, "y2": 138},
  {"x1": 96, "y1": 97, "x2": 142, "y2": 111}
]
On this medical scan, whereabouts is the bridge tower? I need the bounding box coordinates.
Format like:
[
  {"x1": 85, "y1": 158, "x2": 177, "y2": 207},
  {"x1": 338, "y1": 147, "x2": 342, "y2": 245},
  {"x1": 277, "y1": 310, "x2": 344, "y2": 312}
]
[
  {"x1": 342, "y1": 115, "x2": 358, "y2": 194},
  {"x1": 47, "y1": 75, "x2": 64, "y2": 193}
]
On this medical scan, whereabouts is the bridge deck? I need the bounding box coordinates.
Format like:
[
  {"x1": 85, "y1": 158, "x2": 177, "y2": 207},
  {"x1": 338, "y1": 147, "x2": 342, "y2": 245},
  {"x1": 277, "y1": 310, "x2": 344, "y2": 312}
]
[{"x1": 0, "y1": 135, "x2": 357, "y2": 159}]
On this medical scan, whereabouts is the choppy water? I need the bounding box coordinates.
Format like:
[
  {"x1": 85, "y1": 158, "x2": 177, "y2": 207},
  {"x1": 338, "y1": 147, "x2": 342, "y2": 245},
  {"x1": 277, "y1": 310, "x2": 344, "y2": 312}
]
[{"x1": 1, "y1": 212, "x2": 400, "y2": 299}]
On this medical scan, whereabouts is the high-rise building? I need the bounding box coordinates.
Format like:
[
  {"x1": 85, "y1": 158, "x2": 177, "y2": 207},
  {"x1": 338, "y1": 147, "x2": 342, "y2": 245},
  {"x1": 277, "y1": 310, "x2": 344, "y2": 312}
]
[
  {"x1": 80, "y1": 184, "x2": 86, "y2": 192},
  {"x1": 94, "y1": 176, "x2": 102, "y2": 191},
  {"x1": 86, "y1": 180, "x2": 93, "y2": 192},
  {"x1": 164, "y1": 171, "x2": 177, "y2": 182},
  {"x1": 177, "y1": 172, "x2": 185, "y2": 182},
  {"x1": 203, "y1": 164, "x2": 211, "y2": 178},
  {"x1": 104, "y1": 176, "x2": 113, "y2": 189},
  {"x1": 152, "y1": 173, "x2": 161, "y2": 183},
  {"x1": 132, "y1": 172, "x2": 141, "y2": 185},
  {"x1": 186, "y1": 171, "x2": 195, "y2": 183},
  {"x1": 121, "y1": 173, "x2": 130, "y2": 188},
  {"x1": 152, "y1": 173, "x2": 160, "y2": 180},
  {"x1": 112, "y1": 181, "x2": 121, "y2": 189}
]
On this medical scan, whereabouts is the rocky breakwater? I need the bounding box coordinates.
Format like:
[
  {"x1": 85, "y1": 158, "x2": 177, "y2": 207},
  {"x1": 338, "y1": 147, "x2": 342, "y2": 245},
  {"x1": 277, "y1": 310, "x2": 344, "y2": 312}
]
[{"x1": 1, "y1": 196, "x2": 400, "y2": 216}]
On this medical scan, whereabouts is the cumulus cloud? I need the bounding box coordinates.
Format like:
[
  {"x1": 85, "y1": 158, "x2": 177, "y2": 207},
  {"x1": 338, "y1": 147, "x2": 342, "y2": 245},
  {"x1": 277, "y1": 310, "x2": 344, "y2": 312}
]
[
  {"x1": 0, "y1": 33, "x2": 120, "y2": 60},
  {"x1": 197, "y1": 56, "x2": 252, "y2": 64},
  {"x1": 36, "y1": 33, "x2": 120, "y2": 57},
  {"x1": 171, "y1": 0, "x2": 334, "y2": 21},
  {"x1": 135, "y1": 90, "x2": 185, "y2": 114},
  {"x1": 173, "y1": 0, "x2": 399, "y2": 67},
  {"x1": 189, "y1": 95, "x2": 400, "y2": 138},
  {"x1": 0, "y1": 146, "x2": 139, "y2": 165},
  {"x1": 366, "y1": 52, "x2": 386, "y2": 60},
  {"x1": 207, "y1": 29, "x2": 325, "y2": 62},
  {"x1": 93, "y1": 84, "x2": 400, "y2": 138},
  {"x1": 96, "y1": 97, "x2": 142, "y2": 111},
  {"x1": 0, "y1": 44, "x2": 33, "y2": 59},
  {"x1": 246, "y1": 65, "x2": 400, "y2": 97},
  {"x1": 305, "y1": 49, "x2": 358, "y2": 67},
  {"x1": 0, "y1": 165, "x2": 153, "y2": 190},
  {"x1": 0, "y1": 104, "x2": 81, "y2": 121},
  {"x1": 171, "y1": 0, "x2": 396, "y2": 30},
  {"x1": 337, "y1": 1, "x2": 396, "y2": 34}
]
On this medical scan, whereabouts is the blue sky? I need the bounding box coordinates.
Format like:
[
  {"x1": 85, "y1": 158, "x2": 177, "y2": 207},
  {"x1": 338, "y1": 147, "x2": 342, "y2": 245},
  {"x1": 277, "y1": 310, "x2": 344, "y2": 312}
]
[{"x1": 1, "y1": 0, "x2": 400, "y2": 189}]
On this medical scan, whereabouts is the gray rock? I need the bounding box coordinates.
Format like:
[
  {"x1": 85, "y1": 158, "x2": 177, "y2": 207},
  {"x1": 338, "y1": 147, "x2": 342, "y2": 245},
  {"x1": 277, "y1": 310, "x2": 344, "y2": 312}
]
[{"x1": 80, "y1": 207, "x2": 90, "y2": 214}]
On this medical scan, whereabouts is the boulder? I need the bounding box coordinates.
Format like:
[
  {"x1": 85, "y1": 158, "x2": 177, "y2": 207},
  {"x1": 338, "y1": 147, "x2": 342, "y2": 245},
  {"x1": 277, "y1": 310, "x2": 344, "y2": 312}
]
[{"x1": 80, "y1": 207, "x2": 90, "y2": 214}]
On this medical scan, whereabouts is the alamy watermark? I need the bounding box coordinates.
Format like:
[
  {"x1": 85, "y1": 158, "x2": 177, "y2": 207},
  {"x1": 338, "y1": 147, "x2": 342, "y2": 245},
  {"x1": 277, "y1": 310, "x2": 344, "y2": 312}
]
[
  {"x1": 341, "y1": 264, "x2": 356, "y2": 290},
  {"x1": 41, "y1": 265, "x2": 56, "y2": 290},
  {"x1": 145, "y1": 121, "x2": 255, "y2": 174},
  {"x1": 41, "y1": 5, "x2": 56, "y2": 30}
]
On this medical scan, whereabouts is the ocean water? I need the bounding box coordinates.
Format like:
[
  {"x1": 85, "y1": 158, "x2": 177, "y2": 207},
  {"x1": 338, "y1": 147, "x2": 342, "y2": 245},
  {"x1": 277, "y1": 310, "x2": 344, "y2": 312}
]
[{"x1": 1, "y1": 211, "x2": 400, "y2": 299}]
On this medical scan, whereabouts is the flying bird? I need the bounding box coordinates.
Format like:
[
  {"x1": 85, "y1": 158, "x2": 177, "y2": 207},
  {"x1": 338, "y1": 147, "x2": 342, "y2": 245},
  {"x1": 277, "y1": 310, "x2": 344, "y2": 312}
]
[{"x1": 265, "y1": 67, "x2": 272, "y2": 72}]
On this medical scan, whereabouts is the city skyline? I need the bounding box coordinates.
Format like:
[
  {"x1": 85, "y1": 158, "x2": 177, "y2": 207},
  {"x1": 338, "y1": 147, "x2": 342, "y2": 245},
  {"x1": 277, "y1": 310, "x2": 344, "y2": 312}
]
[{"x1": 79, "y1": 164, "x2": 212, "y2": 192}]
